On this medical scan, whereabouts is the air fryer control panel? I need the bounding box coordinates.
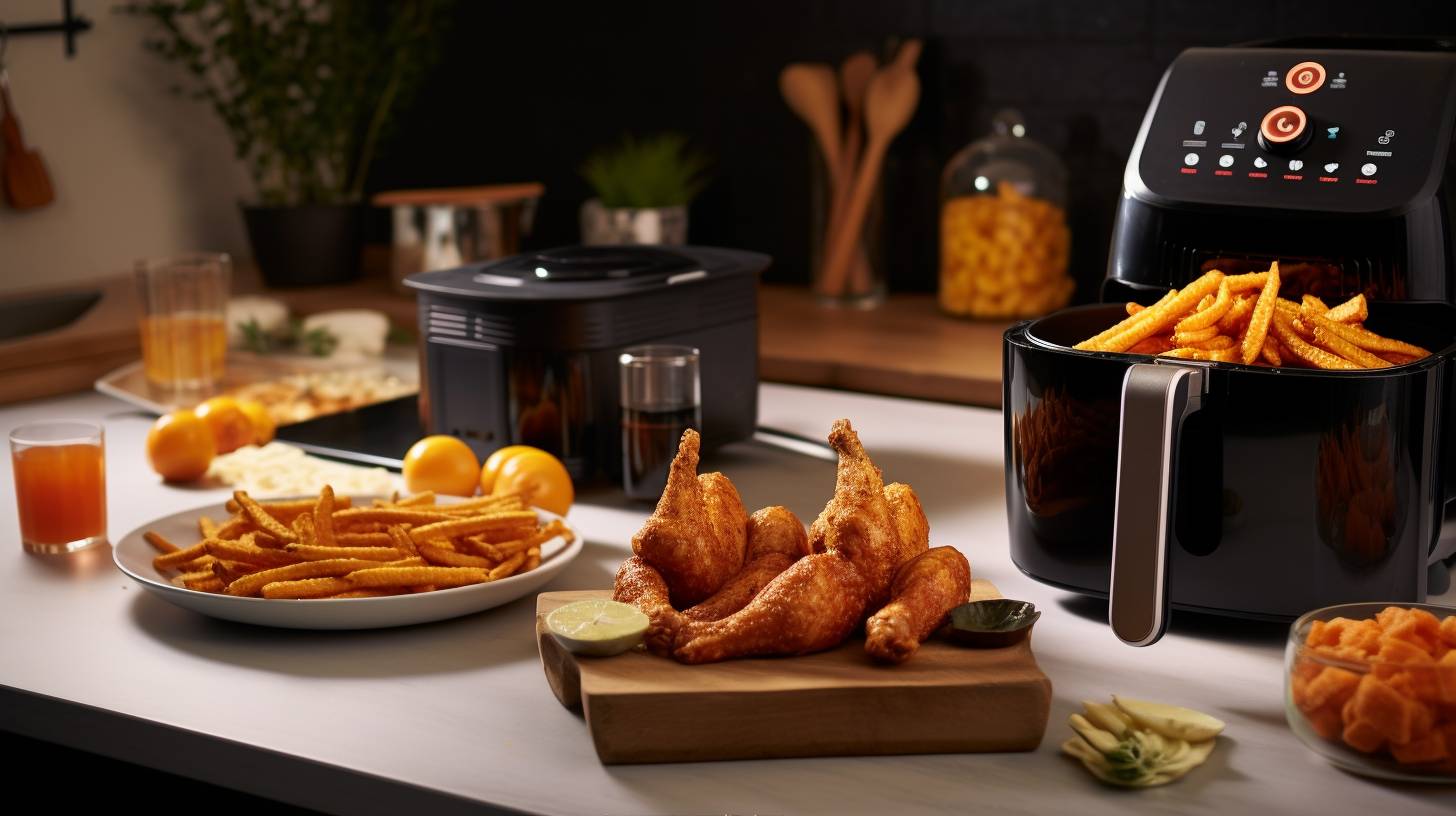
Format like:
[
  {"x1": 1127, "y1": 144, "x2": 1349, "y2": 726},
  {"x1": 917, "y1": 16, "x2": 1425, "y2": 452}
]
[{"x1": 1133, "y1": 48, "x2": 1456, "y2": 214}]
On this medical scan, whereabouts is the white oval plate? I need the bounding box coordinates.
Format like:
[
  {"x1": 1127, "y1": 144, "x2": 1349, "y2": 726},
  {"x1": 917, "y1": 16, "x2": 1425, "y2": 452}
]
[{"x1": 113, "y1": 497, "x2": 581, "y2": 630}]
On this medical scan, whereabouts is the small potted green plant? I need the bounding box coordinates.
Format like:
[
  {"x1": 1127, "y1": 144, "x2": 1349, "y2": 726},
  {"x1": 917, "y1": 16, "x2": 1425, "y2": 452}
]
[
  {"x1": 580, "y1": 133, "x2": 711, "y2": 245},
  {"x1": 122, "y1": 0, "x2": 450, "y2": 286}
]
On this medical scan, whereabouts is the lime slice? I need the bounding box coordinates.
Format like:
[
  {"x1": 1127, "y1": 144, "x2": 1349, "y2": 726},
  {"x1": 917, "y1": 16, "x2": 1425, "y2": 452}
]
[{"x1": 546, "y1": 599, "x2": 649, "y2": 657}]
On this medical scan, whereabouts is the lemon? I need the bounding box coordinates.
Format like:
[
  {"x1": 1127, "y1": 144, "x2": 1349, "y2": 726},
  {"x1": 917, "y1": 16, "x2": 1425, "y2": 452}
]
[{"x1": 545, "y1": 600, "x2": 648, "y2": 657}]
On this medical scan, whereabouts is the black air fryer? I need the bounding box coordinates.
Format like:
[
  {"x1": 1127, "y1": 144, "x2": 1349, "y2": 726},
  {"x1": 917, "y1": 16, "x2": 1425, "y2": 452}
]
[
  {"x1": 405, "y1": 245, "x2": 768, "y2": 480},
  {"x1": 1002, "y1": 42, "x2": 1456, "y2": 645}
]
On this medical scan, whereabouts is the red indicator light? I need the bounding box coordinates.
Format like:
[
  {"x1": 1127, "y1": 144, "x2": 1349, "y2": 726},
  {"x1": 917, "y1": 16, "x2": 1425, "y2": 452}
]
[
  {"x1": 1355, "y1": 178, "x2": 1378, "y2": 185},
  {"x1": 1248, "y1": 172, "x2": 1269, "y2": 178},
  {"x1": 1318, "y1": 176, "x2": 1339, "y2": 183},
  {"x1": 1283, "y1": 174, "x2": 1303, "y2": 180},
  {"x1": 1215, "y1": 170, "x2": 1232, "y2": 176},
  {"x1": 1180, "y1": 167, "x2": 1197, "y2": 175}
]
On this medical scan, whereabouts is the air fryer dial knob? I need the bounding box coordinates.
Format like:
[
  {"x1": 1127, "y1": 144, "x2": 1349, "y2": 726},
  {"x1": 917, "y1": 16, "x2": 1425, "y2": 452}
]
[{"x1": 1257, "y1": 104, "x2": 1311, "y2": 154}]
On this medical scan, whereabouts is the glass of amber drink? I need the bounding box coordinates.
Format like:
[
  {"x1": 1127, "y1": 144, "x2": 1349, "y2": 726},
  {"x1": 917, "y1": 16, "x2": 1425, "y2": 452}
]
[
  {"x1": 136, "y1": 253, "x2": 231, "y2": 393},
  {"x1": 10, "y1": 421, "x2": 107, "y2": 554}
]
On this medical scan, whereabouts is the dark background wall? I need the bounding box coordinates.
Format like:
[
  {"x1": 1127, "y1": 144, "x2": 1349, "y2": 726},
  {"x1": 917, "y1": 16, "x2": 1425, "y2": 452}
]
[{"x1": 371, "y1": 0, "x2": 1456, "y2": 303}]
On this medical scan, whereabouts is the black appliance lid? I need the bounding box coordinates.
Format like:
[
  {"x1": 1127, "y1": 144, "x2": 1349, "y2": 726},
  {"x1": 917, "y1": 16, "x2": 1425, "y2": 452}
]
[{"x1": 403, "y1": 244, "x2": 769, "y2": 301}]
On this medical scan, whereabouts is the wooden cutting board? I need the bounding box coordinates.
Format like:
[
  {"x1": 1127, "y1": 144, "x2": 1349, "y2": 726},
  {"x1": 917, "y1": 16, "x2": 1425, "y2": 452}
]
[{"x1": 536, "y1": 580, "x2": 1052, "y2": 764}]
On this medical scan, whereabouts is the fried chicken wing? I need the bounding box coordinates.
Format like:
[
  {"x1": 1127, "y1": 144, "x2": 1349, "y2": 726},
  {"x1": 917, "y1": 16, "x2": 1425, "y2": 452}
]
[
  {"x1": 884, "y1": 482, "x2": 929, "y2": 565},
  {"x1": 630, "y1": 429, "x2": 748, "y2": 607},
  {"x1": 682, "y1": 506, "x2": 809, "y2": 622},
  {"x1": 809, "y1": 419, "x2": 903, "y2": 606},
  {"x1": 865, "y1": 546, "x2": 971, "y2": 664},
  {"x1": 672, "y1": 553, "x2": 870, "y2": 664},
  {"x1": 611, "y1": 556, "x2": 681, "y2": 655}
]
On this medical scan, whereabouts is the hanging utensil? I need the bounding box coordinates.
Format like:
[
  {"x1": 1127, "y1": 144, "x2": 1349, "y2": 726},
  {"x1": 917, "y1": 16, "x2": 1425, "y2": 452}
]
[{"x1": 1, "y1": 25, "x2": 56, "y2": 210}]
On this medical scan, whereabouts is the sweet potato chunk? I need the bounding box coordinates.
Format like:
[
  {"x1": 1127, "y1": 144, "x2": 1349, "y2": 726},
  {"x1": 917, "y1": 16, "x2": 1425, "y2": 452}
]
[
  {"x1": 1390, "y1": 730, "x2": 1446, "y2": 765},
  {"x1": 1342, "y1": 718, "x2": 1386, "y2": 753},
  {"x1": 1353, "y1": 674, "x2": 1415, "y2": 744},
  {"x1": 1304, "y1": 666, "x2": 1360, "y2": 711}
]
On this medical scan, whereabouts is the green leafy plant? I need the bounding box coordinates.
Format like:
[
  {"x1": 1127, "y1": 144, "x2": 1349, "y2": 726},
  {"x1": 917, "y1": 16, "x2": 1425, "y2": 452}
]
[
  {"x1": 581, "y1": 133, "x2": 712, "y2": 209},
  {"x1": 120, "y1": 0, "x2": 452, "y2": 206},
  {"x1": 237, "y1": 318, "x2": 337, "y2": 356}
]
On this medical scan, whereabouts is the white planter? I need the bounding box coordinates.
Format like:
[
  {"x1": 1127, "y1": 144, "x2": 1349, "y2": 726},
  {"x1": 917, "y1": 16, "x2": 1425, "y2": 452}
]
[{"x1": 580, "y1": 199, "x2": 688, "y2": 246}]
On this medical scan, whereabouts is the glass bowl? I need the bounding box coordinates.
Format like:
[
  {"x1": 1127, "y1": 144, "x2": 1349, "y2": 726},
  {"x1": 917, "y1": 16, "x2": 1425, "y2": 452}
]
[{"x1": 1285, "y1": 601, "x2": 1456, "y2": 782}]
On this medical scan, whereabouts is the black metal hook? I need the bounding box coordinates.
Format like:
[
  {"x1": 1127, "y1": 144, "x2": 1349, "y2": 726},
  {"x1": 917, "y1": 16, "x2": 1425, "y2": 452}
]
[{"x1": 4, "y1": 1, "x2": 93, "y2": 59}]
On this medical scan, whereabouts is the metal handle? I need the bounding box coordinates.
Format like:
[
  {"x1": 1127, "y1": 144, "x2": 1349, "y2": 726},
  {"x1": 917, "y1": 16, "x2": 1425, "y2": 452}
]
[{"x1": 1109, "y1": 363, "x2": 1205, "y2": 646}]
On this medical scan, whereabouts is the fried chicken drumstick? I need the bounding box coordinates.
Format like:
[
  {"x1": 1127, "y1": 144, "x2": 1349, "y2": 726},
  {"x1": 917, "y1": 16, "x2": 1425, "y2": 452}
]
[{"x1": 865, "y1": 546, "x2": 972, "y2": 664}]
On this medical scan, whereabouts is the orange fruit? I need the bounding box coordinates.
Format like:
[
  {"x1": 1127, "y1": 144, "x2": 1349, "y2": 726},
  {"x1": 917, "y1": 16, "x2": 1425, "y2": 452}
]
[
  {"x1": 492, "y1": 448, "x2": 573, "y2": 516},
  {"x1": 237, "y1": 400, "x2": 275, "y2": 445},
  {"x1": 146, "y1": 409, "x2": 216, "y2": 482},
  {"x1": 479, "y1": 445, "x2": 538, "y2": 494},
  {"x1": 195, "y1": 396, "x2": 255, "y2": 454},
  {"x1": 402, "y1": 435, "x2": 481, "y2": 496}
]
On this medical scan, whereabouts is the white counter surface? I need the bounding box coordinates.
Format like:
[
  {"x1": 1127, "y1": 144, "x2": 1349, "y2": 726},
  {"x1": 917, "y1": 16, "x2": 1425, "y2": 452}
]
[{"x1": 2, "y1": 385, "x2": 1453, "y2": 815}]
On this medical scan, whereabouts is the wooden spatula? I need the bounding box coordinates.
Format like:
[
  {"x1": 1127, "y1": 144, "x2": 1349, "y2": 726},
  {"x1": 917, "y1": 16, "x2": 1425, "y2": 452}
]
[{"x1": 1, "y1": 70, "x2": 55, "y2": 210}]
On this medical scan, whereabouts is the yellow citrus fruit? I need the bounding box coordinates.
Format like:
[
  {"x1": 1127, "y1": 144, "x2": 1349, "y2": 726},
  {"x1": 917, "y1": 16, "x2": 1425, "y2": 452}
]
[
  {"x1": 237, "y1": 400, "x2": 275, "y2": 445},
  {"x1": 195, "y1": 396, "x2": 255, "y2": 454},
  {"x1": 479, "y1": 444, "x2": 539, "y2": 494},
  {"x1": 146, "y1": 409, "x2": 217, "y2": 482},
  {"x1": 492, "y1": 448, "x2": 573, "y2": 516},
  {"x1": 402, "y1": 435, "x2": 481, "y2": 496}
]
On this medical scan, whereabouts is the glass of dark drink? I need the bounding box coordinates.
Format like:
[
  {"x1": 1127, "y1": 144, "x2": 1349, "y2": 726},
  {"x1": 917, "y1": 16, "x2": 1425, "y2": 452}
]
[{"x1": 619, "y1": 345, "x2": 701, "y2": 501}]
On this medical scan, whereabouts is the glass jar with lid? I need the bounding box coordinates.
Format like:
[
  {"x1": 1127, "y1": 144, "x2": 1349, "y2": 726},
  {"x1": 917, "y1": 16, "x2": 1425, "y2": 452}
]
[{"x1": 939, "y1": 109, "x2": 1072, "y2": 318}]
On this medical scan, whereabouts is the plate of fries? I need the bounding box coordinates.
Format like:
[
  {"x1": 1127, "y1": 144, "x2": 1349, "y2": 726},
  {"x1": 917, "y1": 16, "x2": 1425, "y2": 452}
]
[
  {"x1": 113, "y1": 487, "x2": 582, "y2": 629},
  {"x1": 1072, "y1": 262, "x2": 1431, "y2": 369}
]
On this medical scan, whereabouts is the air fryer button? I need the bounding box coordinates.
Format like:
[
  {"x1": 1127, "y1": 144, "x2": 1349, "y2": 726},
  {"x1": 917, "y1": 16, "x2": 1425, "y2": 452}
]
[
  {"x1": 1285, "y1": 61, "x2": 1325, "y2": 94},
  {"x1": 1257, "y1": 105, "x2": 1310, "y2": 153}
]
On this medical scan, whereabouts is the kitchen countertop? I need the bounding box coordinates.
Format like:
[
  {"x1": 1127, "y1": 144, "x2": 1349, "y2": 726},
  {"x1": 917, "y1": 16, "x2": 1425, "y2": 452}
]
[{"x1": 2, "y1": 385, "x2": 1453, "y2": 815}]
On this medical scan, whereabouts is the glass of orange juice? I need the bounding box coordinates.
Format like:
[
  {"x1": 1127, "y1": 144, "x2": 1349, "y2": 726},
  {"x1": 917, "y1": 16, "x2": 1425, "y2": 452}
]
[
  {"x1": 136, "y1": 253, "x2": 231, "y2": 393},
  {"x1": 10, "y1": 421, "x2": 107, "y2": 554}
]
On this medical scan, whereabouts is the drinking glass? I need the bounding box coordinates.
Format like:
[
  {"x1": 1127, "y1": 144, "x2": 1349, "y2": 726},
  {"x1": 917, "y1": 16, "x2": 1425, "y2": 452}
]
[
  {"x1": 619, "y1": 345, "x2": 701, "y2": 500},
  {"x1": 136, "y1": 253, "x2": 231, "y2": 393},
  {"x1": 10, "y1": 421, "x2": 107, "y2": 553}
]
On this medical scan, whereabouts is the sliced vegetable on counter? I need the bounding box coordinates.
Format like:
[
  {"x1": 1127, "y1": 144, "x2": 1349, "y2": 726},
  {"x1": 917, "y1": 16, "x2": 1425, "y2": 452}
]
[{"x1": 1062, "y1": 697, "x2": 1224, "y2": 788}]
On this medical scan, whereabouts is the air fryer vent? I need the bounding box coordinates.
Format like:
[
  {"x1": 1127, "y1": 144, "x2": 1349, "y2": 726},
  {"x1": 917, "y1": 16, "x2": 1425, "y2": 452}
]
[
  {"x1": 1154, "y1": 242, "x2": 1407, "y2": 301},
  {"x1": 426, "y1": 305, "x2": 515, "y2": 346}
]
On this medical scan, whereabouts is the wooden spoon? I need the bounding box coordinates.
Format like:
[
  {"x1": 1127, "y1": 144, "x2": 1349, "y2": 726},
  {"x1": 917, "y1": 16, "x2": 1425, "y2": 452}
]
[
  {"x1": 0, "y1": 70, "x2": 54, "y2": 210},
  {"x1": 779, "y1": 63, "x2": 844, "y2": 200},
  {"x1": 820, "y1": 65, "x2": 920, "y2": 299},
  {"x1": 836, "y1": 52, "x2": 877, "y2": 190}
]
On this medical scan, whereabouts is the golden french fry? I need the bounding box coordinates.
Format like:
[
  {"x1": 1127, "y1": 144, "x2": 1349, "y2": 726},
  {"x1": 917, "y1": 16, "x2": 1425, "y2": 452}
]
[
  {"x1": 489, "y1": 551, "x2": 527, "y2": 580},
  {"x1": 182, "y1": 575, "x2": 225, "y2": 593},
  {"x1": 1125, "y1": 302, "x2": 1144, "y2": 316},
  {"x1": 1159, "y1": 346, "x2": 1238, "y2": 362},
  {"x1": 1072, "y1": 289, "x2": 1177, "y2": 351},
  {"x1": 524, "y1": 548, "x2": 541, "y2": 571},
  {"x1": 211, "y1": 560, "x2": 252, "y2": 586},
  {"x1": 332, "y1": 507, "x2": 457, "y2": 526},
  {"x1": 1261, "y1": 336, "x2": 1282, "y2": 367},
  {"x1": 417, "y1": 543, "x2": 496, "y2": 569},
  {"x1": 345, "y1": 566, "x2": 492, "y2": 589},
  {"x1": 262, "y1": 577, "x2": 355, "y2": 599},
  {"x1": 1171, "y1": 325, "x2": 1220, "y2": 345},
  {"x1": 1301, "y1": 294, "x2": 1329, "y2": 314},
  {"x1": 234, "y1": 491, "x2": 299, "y2": 543},
  {"x1": 1323, "y1": 293, "x2": 1367, "y2": 324},
  {"x1": 1309, "y1": 314, "x2": 1430, "y2": 359},
  {"x1": 1175, "y1": 280, "x2": 1233, "y2": 333},
  {"x1": 1183, "y1": 334, "x2": 1236, "y2": 351},
  {"x1": 1272, "y1": 312, "x2": 1360, "y2": 370},
  {"x1": 283, "y1": 544, "x2": 405, "y2": 562},
  {"x1": 314, "y1": 485, "x2": 338, "y2": 548},
  {"x1": 226, "y1": 557, "x2": 402, "y2": 597},
  {"x1": 1240, "y1": 262, "x2": 1281, "y2": 364},
  {"x1": 1095, "y1": 271, "x2": 1224, "y2": 353},
  {"x1": 1309, "y1": 319, "x2": 1391, "y2": 369},
  {"x1": 213, "y1": 515, "x2": 251, "y2": 540},
  {"x1": 144, "y1": 530, "x2": 180, "y2": 555},
  {"x1": 1223, "y1": 271, "x2": 1270, "y2": 292},
  {"x1": 457, "y1": 535, "x2": 503, "y2": 560},
  {"x1": 224, "y1": 495, "x2": 353, "y2": 520},
  {"x1": 393, "y1": 491, "x2": 436, "y2": 507},
  {"x1": 197, "y1": 516, "x2": 219, "y2": 539},
  {"x1": 408, "y1": 511, "x2": 541, "y2": 543},
  {"x1": 206, "y1": 534, "x2": 303, "y2": 567},
  {"x1": 386, "y1": 524, "x2": 420, "y2": 557},
  {"x1": 1216, "y1": 294, "x2": 1255, "y2": 334},
  {"x1": 291, "y1": 512, "x2": 317, "y2": 547},
  {"x1": 334, "y1": 532, "x2": 395, "y2": 547},
  {"x1": 154, "y1": 541, "x2": 208, "y2": 570},
  {"x1": 173, "y1": 554, "x2": 218, "y2": 573},
  {"x1": 493, "y1": 519, "x2": 570, "y2": 557},
  {"x1": 325, "y1": 589, "x2": 409, "y2": 599}
]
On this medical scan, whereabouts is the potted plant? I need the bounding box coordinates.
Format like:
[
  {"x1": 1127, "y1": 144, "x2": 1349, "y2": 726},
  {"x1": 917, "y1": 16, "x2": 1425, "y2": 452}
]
[
  {"x1": 580, "y1": 133, "x2": 711, "y2": 246},
  {"x1": 122, "y1": 0, "x2": 450, "y2": 286}
]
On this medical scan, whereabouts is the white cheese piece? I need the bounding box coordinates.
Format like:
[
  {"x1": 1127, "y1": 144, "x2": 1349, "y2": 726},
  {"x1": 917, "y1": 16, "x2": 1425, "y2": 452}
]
[
  {"x1": 208, "y1": 441, "x2": 399, "y2": 497},
  {"x1": 302, "y1": 309, "x2": 390, "y2": 358},
  {"x1": 226, "y1": 296, "x2": 290, "y2": 346}
]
